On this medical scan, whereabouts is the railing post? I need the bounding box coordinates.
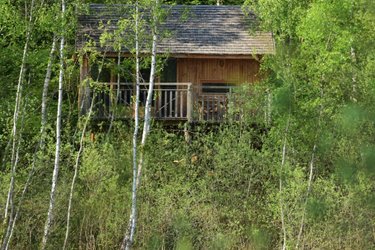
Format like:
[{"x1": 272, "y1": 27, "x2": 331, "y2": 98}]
[
  {"x1": 157, "y1": 87, "x2": 162, "y2": 118},
  {"x1": 187, "y1": 83, "x2": 192, "y2": 122}
]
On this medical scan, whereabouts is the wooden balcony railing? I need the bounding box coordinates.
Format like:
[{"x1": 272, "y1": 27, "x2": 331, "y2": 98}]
[
  {"x1": 197, "y1": 94, "x2": 228, "y2": 121},
  {"x1": 93, "y1": 82, "x2": 234, "y2": 122},
  {"x1": 94, "y1": 82, "x2": 192, "y2": 121}
]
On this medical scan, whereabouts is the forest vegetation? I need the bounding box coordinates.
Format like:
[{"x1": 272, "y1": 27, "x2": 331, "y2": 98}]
[{"x1": 0, "y1": 0, "x2": 375, "y2": 249}]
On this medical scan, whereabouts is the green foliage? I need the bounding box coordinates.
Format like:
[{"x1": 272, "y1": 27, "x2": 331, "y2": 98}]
[
  {"x1": 243, "y1": 0, "x2": 375, "y2": 248},
  {"x1": 1, "y1": 0, "x2": 375, "y2": 249}
]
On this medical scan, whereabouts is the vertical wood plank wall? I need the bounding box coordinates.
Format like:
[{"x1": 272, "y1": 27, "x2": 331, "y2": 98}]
[
  {"x1": 177, "y1": 58, "x2": 260, "y2": 86},
  {"x1": 176, "y1": 58, "x2": 260, "y2": 120}
]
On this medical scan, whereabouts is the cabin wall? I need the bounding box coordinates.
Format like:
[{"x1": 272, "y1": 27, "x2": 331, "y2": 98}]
[
  {"x1": 80, "y1": 56, "x2": 261, "y2": 120},
  {"x1": 176, "y1": 58, "x2": 260, "y2": 120},
  {"x1": 177, "y1": 58, "x2": 260, "y2": 87}
]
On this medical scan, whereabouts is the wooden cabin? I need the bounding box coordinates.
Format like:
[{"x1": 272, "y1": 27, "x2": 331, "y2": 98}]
[{"x1": 76, "y1": 4, "x2": 275, "y2": 122}]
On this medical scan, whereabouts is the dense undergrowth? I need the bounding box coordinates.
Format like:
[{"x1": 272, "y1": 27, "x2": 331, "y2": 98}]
[
  {"x1": 1, "y1": 0, "x2": 375, "y2": 249},
  {"x1": 2, "y1": 108, "x2": 375, "y2": 249}
]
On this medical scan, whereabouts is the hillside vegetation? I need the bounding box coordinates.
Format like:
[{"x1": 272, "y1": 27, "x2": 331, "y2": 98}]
[{"x1": 0, "y1": 0, "x2": 374, "y2": 249}]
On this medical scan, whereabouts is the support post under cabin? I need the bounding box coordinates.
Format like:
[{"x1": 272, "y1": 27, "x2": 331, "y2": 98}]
[
  {"x1": 79, "y1": 54, "x2": 91, "y2": 114},
  {"x1": 184, "y1": 83, "x2": 192, "y2": 143}
]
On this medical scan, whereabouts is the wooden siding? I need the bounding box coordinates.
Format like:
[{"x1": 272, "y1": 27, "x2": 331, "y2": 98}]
[
  {"x1": 177, "y1": 58, "x2": 260, "y2": 88},
  {"x1": 176, "y1": 58, "x2": 259, "y2": 120}
]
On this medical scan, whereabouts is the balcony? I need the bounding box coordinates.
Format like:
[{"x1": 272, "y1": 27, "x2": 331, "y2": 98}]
[{"x1": 93, "y1": 82, "x2": 234, "y2": 122}]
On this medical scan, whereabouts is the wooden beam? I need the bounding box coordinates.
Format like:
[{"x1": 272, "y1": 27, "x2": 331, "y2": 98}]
[
  {"x1": 86, "y1": 51, "x2": 262, "y2": 60},
  {"x1": 79, "y1": 54, "x2": 90, "y2": 114}
]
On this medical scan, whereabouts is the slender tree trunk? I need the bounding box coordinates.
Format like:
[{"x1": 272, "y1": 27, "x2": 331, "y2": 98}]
[
  {"x1": 350, "y1": 47, "x2": 357, "y2": 103},
  {"x1": 123, "y1": 1, "x2": 158, "y2": 247},
  {"x1": 136, "y1": 0, "x2": 159, "y2": 188},
  {"x1": 41, "y1": 0, "x2": 65, "y2": 248},
  {"x1": 63, "y1": 93, "x2": 96, "y2": 250},
  {"x1": 121, "y1": 2, "x2": 141, "y2": 249},
  {"x1": 4, "y1": 0, "x2": 35, "y2": 223},
  {"x1": 266, "y1": 89, "x2": 272, "y2": 126},
  {"x1": 3, "y1": 37, "x2": 57, "y2": 249},
  {"x1": 62, "y1": 47, "x2": 109, "y2": 250},
  {"x1": 295, "y1": 89, "x2": 323, "y2": 249},
  {"x1": 1, "y1": 87, "x2": 29, "y2": 250},
  {"x1": 40, "y1": 36, "x2": 57, "y2": 146},
  {"x1": 279, "y1": 116, "x2": 290, "y2": 250},
  {"x1": 1, "y1": 119, "x2": 23, "y2": 250},
  {"x1": 295, "y1": 144, "x2": 316, "y2": 249}
]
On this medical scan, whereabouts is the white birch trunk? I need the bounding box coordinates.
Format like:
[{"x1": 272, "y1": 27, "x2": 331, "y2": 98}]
[
  {"x1": 2, "y1": 36, "x2": 57, "y2": 250},
  {"x1": 4, "y1": 78, "x2": 22, "y2": 220},
  {"x1": 295, "y1": 90, "x2": 322, "y2": 249},
  {"x1": 295, "y1": 144, "x2": 316, "y2": 249},
  {"x1": 40, "y1": 36, "x2": 57, "y2": 146},
  {"x1": 279, "y1": 117, "x2": 289, "y2": 250},
  {"x1": 63, "y1": 93, "x2": 96, "y2": 250},
  {"x1": 4, "y1": 0, "x2": 35, "y2": 222},
  {"x1": 62, "y1": 44, "x2": 110, "y2": 250},
  {"x1": 41, "y1": 0, "x2": 65, "y2": 248},
  {"x1": 1, "y1": 119, "x2": 22, "y2": 250},
  {"x1": 136, "y1": 0, "x2": 159, "y2": 188},
  {"x1": 121, "y1": 2, "x2": 141, "y2": 249},
  {"x1": 266, "y1": 89, "x2": 272, "y2": 126},
  {"x1": 350, "y1": 47, "x2": 357, "y2": 103},
  {"x1": 123, "y1": 2, "x2": 159, "y2": 247},
  {"x1": 1, "y1": 85, "x2": 32, "y2": 249}
]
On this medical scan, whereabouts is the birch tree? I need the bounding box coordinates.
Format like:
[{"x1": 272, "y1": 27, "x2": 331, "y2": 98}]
[
  {"x1": 1, "y1": 37, "x2": 57, "y2": 250},
  {"x1": 121, "y1": 2, "x2": 141, "y2": 249},
  {"x1": 1, "y1": 78, "x2": 29, "y2": 250},
  {"x1": 121, "y1": 0, "x2": 160, "y2": 248},
  {"x1": 41, "y1": 0, "x2": 65, "y2": 247},
  {"x1": 136, "y1": 0, "x2": 159, "y2": 188},
  {"x1": 279, "y1": 116, "x2": 289, "y2": 250},
  {"x1": 40, "y1": 36, "x2": 57, "y2": 146},
  {"x1": 62, "y1": 48, "x2": 110, "y2": 249},
  {"x1": 3, "y1": 0, "x2": 35, "y2": 224},
  {"x1": 62, "y1": 93, "x2": 96, "y2": 250}
]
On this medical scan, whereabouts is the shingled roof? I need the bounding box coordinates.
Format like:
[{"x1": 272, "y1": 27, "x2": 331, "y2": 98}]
[{"x1": 76, "y1": 4, "x2": 275, "y2": 55}]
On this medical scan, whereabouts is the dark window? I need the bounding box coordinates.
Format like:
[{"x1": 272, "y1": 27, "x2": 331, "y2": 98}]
[{"x1": 161, "y1": 58, "x2": 177, "y2": 83}]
